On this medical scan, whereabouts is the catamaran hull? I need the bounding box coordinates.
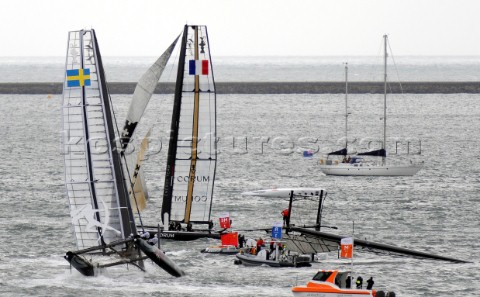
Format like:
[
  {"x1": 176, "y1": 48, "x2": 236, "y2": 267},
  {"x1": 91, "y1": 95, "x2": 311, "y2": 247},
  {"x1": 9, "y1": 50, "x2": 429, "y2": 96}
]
[
  {"x1": 145, "y1": 229, "x2": 221, "y2": 241},
  {"x1": 135, "y1": 238, "x2": 185, "y2": 277},
  {"x1": 319, "y1": 165, "x2": 422, "y2": 176},
  {"x1": 64, "y1": 252, "x2": 95, "y2": 276},
  {"x1": 242, "y1": 188, "x2": 325, "y2": 198}
]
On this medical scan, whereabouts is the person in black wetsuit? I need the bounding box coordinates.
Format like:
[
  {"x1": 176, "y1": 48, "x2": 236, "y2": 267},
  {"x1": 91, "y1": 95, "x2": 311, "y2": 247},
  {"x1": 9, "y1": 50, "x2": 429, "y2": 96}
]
[
  {"x1": 238, "y1": 234, "x2": 245, "y2": 248},
  {"x1": 346, "y1": 275, "x2": 351, "y2": 288},
  {"x1": 366, "y1": 277, "x2": 374, "y2": 290}
]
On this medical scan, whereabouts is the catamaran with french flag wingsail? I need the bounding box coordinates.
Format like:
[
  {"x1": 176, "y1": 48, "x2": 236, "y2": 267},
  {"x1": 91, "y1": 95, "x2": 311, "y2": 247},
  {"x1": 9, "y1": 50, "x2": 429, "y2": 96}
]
[{"x1": 138, "y1": 25, "x2": 220, "y2": 241}]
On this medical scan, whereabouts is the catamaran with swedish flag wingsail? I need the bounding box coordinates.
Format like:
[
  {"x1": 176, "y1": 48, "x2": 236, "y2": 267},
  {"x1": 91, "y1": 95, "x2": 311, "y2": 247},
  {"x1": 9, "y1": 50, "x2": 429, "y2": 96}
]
[{"x1": 61, "y1": 29, "x2": 183, "y2": 277}]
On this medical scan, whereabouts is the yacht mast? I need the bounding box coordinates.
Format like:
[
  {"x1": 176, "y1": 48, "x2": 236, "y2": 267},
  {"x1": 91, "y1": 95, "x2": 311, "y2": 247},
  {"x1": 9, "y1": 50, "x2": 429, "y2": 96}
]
[
  {"x1": 383, "y1": 34, "x2": 388, "y2": 165},
  {"x1": 345, "y1": 63, "x2": 348, "y2": 152}
]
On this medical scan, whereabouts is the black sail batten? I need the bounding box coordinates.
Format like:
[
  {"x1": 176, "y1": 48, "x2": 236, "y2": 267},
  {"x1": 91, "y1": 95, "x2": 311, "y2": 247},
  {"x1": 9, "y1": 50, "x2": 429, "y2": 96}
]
[
  {"x1": 357, "y1": 148, "x2": 386, "y2": 157},
  {"x1": 92, "y1": 30, "x2": 137, "y2": 239},
  {"x1": 162, "y1": 25, "x2": 189, "y2": 224},
  {"x1": 78, "y1": 30, "x2": 102, "y2": 239},
  {"x1": 327, "y1": 148, "x2": 347, "y2": 156}
]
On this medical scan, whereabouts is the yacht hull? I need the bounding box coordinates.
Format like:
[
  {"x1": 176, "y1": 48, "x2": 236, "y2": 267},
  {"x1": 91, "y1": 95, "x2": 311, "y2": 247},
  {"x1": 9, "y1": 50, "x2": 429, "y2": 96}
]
[{"x1": 319, "y1": 164, "x2": 422, "y2": 176}]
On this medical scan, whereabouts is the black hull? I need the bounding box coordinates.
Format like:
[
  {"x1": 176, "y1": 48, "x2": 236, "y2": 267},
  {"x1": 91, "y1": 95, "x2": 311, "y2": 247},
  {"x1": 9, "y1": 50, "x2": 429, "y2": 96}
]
[
  {"x1": 135, "y1": 238, "x2": 185, "y2": 277},
  {"x1": 65, "y1": 251, "x2": 95, "y2": 276},
  {"x1": 146, "y1": 229, "x2": 221, "y2": 241}
]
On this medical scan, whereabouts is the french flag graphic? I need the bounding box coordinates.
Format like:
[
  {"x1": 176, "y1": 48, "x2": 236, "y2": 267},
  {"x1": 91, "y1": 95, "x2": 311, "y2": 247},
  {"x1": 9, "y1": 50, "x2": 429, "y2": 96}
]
[{"x1": 189, "y1": 59, "x2": 209, "y2": 75}]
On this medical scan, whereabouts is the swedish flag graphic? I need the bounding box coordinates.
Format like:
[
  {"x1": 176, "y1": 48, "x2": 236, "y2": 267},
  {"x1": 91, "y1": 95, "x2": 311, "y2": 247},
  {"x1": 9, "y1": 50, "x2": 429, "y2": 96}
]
[{"x1": 66, "y1": 68, "x2": 91, "y2": 87}]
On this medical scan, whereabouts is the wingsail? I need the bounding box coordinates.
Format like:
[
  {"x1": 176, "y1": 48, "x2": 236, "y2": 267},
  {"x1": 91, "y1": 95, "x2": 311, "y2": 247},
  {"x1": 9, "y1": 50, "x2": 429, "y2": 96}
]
[
  {"x1": 128, "y1": 129, "x2": 152, "y2": 212},
  {"x1": 62, "y1": 29, "x2": 184, "y2": 277},
  {"x1": 162, "y1": 25, "x2": 217, "y2": 227},
  {"x1": 120, "y1": 36, "x2": 179, "y2": 149},
  {"x1": 63, "y1": 30, "x2": 136, "y2": 250},
  {"x1": 287, "y1": 227, "x2": 468, "y2": 263}
]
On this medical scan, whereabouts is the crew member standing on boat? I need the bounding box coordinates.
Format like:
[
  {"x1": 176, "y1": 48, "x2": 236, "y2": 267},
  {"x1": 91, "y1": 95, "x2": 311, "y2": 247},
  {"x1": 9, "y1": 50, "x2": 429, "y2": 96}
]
[
  {"x1": 366, "y1": 277, "x2": 374, "y2": 290},
  {"x1": 281, "y1": 208, "x2": 290, "y2": 227},
  {"x1": 256, "y1": 237, "x2": 264, "y2": 252},
  {"x1": 356, "y1": 276, "x2": 363, "y2": 289},
  {"x1": 238, "y1": 234, "x2": 245, "y2": 248}
]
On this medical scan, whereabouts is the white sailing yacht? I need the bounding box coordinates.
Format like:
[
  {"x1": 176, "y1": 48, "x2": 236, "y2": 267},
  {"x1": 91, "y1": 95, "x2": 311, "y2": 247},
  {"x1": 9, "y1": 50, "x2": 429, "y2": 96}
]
[{"x1": 319, "y1": 35, "x2": 422, "y2": 176}]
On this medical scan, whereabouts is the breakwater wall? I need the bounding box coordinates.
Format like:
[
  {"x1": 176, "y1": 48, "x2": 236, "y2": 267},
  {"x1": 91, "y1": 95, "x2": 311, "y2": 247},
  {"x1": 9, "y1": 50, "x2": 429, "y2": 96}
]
[{"x1": 1, "y1": 82, "x2": 480, "y2": 94}]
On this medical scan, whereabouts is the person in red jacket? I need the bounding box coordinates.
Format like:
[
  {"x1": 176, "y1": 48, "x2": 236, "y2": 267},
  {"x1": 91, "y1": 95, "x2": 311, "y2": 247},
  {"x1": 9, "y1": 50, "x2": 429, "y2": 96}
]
[
  {"x1": 281, "y1": 208, "x2": 290, "y2": 227},
  {"x1": 256, "y1": 237, "x2": 264, "y2": 253}
]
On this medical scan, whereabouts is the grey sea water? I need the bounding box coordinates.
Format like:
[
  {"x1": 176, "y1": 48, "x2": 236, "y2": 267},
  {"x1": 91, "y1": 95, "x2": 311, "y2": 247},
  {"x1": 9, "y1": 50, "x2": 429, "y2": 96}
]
[{"x1": 0, "y1": 88, "x2": 479, "y2": 296}]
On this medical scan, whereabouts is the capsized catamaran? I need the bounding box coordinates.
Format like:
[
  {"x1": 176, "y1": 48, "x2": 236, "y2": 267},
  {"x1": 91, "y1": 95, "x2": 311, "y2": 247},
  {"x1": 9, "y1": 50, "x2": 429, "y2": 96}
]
[
  {"x1": 143, "y1": 25, "x2": 219, "y2": 241},
  {"x1": 62, "y1": 29, "x2": 183, "y2": 277},
  {"x1": 233, "y1": 190, "x2": 328, "y2": 268},
  {"x1": 245, "y1": 190, "x2": 467, "y2": 263},
  {"x1": 319, "y1": 35, "x2": 422, "y2": 176}
]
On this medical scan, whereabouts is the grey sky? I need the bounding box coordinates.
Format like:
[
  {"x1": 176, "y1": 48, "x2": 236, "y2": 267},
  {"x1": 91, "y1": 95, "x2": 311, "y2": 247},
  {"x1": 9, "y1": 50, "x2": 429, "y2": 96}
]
[{"x1": 1, "y1": 0, "x2": 480, "y2": 56}]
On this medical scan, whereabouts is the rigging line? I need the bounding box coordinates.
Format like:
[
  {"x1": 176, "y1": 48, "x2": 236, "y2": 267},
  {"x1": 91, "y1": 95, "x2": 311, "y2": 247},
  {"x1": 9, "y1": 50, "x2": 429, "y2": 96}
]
[
  {"x1": 107, "y1": 82, "x2": 145, "y2": 232},
  {"x1": 371, "y1": 37, "x2": 385, "y2": 82},
  {"x1": 200, "y1": 28, "x2": 212, "y2": 94},
  {"x1": 164, "y1": 31, "x2": 183, "y2": 85},
  {"x1": 387, "y1": 39, "x2": 404, "y2": 95}
]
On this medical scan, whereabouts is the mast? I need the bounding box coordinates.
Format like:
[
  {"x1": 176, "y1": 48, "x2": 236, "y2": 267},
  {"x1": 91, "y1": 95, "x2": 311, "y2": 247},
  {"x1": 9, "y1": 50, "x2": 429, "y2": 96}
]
[
  {"x1": 162, "y1": 25, "x2": 188, "y2": 224},
  {"x1": 184, "y1": 26, "x2": 200, "y2": 223},
  {"x1": 77, "y1": 31, "x2": 103, "y2": 240},
  {"x1": 383, "y1": 34, "x2": 388, "y2": 165},
  {"x1": 344, "y1": 63, "x2": 348, "y2": 152},
  {"x1": 92, "y1": 29, "x2": 137, "y2": 239},
  {"x1": 315, "y1": 190, "x2": 324, "y2": 231}
]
